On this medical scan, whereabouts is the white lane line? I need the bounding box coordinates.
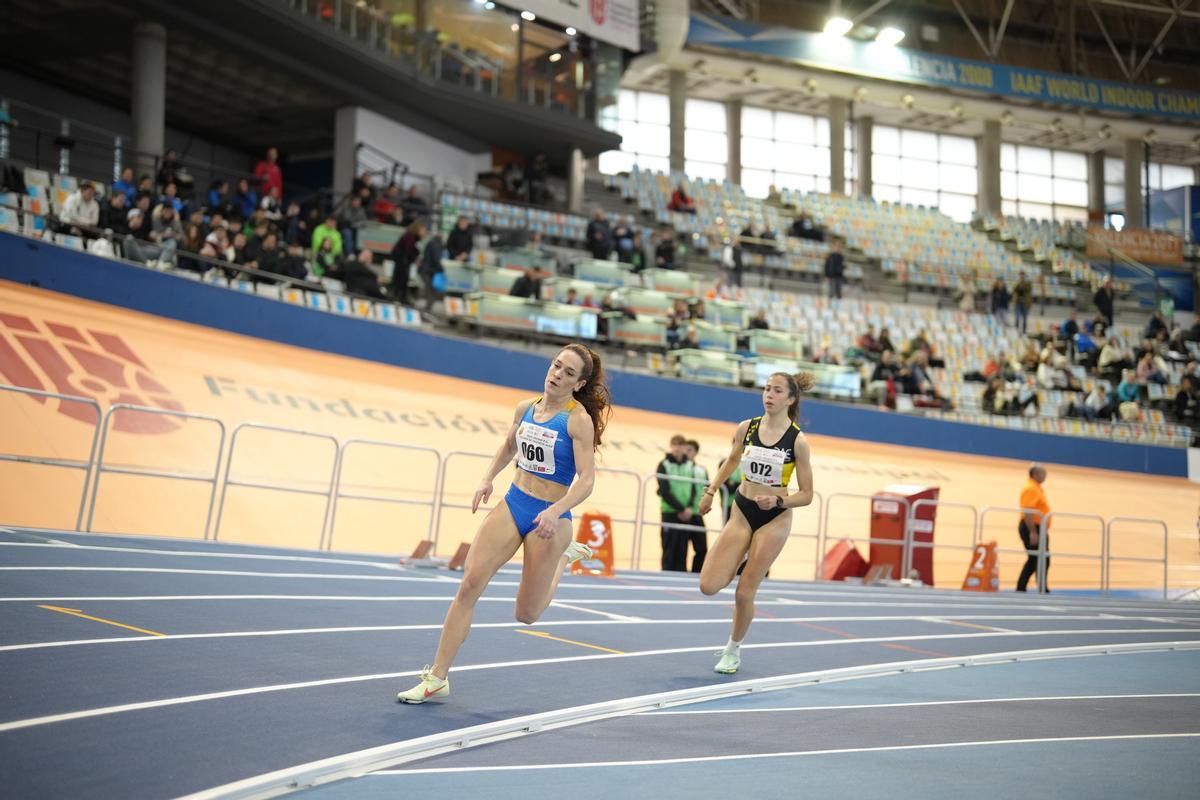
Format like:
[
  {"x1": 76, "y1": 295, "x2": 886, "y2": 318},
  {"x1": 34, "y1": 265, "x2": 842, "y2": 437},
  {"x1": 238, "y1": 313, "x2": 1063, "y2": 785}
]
[
  {"x1": 547, "y1": 601, "x2": 646, "y2": 621},
  {"x1": 650, "y1": 693, "x2": 1200, "y2": 715},
  {"x1": 0, "y1": 541, "x2": 404, "y2": 570},
  {"x1": 374, "y1": 733, "x2": 1200, "y2": 774},
  {"x1": 3, "y1": 631, "x2": 1200, "y2": 733},
  {"x1": 2, "y1": 615, "x2": 1165, "y2": 653}
]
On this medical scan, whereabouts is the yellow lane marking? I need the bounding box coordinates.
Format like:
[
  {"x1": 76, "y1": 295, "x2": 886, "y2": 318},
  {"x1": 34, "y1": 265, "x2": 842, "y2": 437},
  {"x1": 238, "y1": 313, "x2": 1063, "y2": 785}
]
[
  {"x1": 38, "y1": 605, "x2": 165, "y2": 637},
  {"x1": 516, "y1": 629, "x2": 624, "y2": 654},
  {"x1": 936, "y1": 619, "x2": 1000, "y2": 632}
]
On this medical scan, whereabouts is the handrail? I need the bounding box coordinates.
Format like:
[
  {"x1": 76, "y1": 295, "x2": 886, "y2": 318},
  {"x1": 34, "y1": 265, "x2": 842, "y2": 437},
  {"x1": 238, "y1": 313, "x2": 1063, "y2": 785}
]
[
  {"x1": 636, "y1": 472, "x2": 728, "y2": 571},
  {"x1": 906, "y1": 498, "x2": 980, "y2": 579},
  {"x1": 1105, "y1": 516, "x2": 1170, "y2": 600},
  {"x1": 0, "y1": 384, "x2": 101, "y2": 531},
  {"x1": 323, "y1": 439, "x2": 442, "y2": 551},
  {"x1": 211, "y1": 422, "x2": 339, "y2": 545},
  {"x1": 84, "y1": 403, "x2": 225, "y2": 537},
  {"x1": 1042, "y1": 510, "x2": 1107, "y2": 593},
  {"x1": 819, "y1": 492, "x2": 911, "y2": 582}
]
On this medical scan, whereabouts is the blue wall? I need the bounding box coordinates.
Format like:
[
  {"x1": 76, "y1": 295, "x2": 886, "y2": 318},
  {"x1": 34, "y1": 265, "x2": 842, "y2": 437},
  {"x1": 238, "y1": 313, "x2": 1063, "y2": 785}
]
[{"x1": 0, "y1": 232, "x2": 1188, "y2": 477}]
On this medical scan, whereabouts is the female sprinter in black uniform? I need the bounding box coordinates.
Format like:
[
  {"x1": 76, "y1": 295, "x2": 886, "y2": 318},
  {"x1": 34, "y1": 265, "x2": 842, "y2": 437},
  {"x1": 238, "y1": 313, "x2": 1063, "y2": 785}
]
[
  {"x1": 398, "y1": 343, "x2": 611, "y2": 703},
  {"x1": 697, "y1": 372, "x2": 815, "y2": 674}
]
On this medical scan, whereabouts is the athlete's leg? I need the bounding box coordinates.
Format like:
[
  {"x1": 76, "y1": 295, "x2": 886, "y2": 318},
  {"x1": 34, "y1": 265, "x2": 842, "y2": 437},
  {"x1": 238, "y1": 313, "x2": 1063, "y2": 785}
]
[
  {"x1": 429, "y1": 502, "x2": 522, "y2": 678},
  {"x1": 513, "y1": 518, "x2": 574, "y2": 624},
  {"x1": 699, "y1": 502, "x2": 753, "y2": 596},
  {"x1": 730, "y1": 511, "x2": 791, "y2": 642}
]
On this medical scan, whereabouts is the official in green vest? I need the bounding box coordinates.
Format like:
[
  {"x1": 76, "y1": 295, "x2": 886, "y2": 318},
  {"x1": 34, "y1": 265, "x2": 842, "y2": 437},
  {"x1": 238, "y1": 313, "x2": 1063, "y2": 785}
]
[{"x1": 657, "y1": 434, "x2": 696, "y2": 571}]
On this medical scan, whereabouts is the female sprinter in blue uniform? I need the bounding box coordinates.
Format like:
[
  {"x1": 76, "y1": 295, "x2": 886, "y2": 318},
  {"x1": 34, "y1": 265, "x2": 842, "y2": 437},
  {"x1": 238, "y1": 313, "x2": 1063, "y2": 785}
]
[
  {"x1": 697, "y1": 372, "x2": 815, "y2": 674},
  {"x1": 398, "y1": 343, "x2": 611, "y2": 703}
]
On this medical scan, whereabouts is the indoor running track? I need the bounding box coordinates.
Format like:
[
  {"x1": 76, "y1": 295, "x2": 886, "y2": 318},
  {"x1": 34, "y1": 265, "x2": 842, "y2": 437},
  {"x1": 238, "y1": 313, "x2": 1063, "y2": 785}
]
[{"x1": 1, "y1": 527, "x2": 1198, "y2": 799}]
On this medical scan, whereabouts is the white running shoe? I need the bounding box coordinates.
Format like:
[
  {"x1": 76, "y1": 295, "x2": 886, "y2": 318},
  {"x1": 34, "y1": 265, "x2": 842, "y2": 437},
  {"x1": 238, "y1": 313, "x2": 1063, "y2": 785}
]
[
  {"x1": 396, "y1": 666, "x2": 448, "y2": 704},
  {"x1": 563, "y1": 541, "x2": 594, "y2": 566},
  {"x1": 713, "y1": 650, "x2": 741, "y2": 674}
]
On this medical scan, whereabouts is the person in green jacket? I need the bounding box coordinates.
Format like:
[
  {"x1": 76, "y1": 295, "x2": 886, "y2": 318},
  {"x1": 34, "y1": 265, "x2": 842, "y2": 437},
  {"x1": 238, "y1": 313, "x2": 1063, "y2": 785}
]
[
  {"x1": 684, "y1": 439, "x2": 710, "y2": 572},
  {"x1": 657, "y1": 434, "x2": 696, "y2": 571},
  {"x1": 310, "y1": 214, "x2": 343, "y2": 275}
]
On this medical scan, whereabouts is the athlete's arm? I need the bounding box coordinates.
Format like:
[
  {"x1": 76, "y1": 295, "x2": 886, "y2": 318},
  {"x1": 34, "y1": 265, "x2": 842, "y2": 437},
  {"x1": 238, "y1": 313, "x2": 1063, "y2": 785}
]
[
  {"x1": 529, "y1": 408, "x2": 596, "y2": 539},
  {"x1": 472, "y1": 399, "x2": 532, "y2": 513},
  {"x1": 698, "y1": 420, "x2": 750, "y2": 516},
  {"x1": 780, "y1": 436, "x2": 814, "y2": 509}
]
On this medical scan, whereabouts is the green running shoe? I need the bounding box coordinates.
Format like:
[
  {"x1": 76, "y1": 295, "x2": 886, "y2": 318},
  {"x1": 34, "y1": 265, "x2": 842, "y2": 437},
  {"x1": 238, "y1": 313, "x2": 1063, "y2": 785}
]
[
  {"x1": 396, "y1": 666, "x2": 448, "y2": 704},
  {"x1": 714, "y1": 650, "x2": 741, "y2": 674}
]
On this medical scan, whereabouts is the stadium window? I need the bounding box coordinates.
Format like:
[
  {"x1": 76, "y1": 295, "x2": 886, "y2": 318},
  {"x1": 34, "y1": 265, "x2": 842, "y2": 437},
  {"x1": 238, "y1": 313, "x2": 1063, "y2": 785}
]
[
  {"x1": 598, "y1": 89, "x2": 670, "y2": 175},
  {"x1": 1100, "y1": 156, "x2": 1192, "y2": 219},
  {"x1": 739, "y1": 107, "x2": 831, "y2": 198},
  {"x1": 871, "y1": 125, "x2": 977, "y2": 221},
  {"x1": 1001, "y1": 143, "x2": 1087, "y2": 223},
  {"x1": 684, "y1": 98, "x2": 728, "y2": 181}
]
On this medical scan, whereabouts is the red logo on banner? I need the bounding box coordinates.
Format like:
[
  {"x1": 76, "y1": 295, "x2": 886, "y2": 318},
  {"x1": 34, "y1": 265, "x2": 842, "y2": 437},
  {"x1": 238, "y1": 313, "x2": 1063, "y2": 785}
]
[
  {"x1": 0, "y1": 313, "x2": 185, "y2": 433},
  {"x1": 591, "y1": 0, "x2": 606, "y2": 25}
]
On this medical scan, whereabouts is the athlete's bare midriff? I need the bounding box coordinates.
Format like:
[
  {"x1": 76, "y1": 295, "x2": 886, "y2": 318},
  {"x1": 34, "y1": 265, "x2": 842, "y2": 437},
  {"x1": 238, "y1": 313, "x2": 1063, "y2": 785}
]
[
  {"x1": 737, "y1": 480, "x2": 788, "y2": 501},
  {"x1": 513, "y1": 466, "x2": 571, "y2": 501}
]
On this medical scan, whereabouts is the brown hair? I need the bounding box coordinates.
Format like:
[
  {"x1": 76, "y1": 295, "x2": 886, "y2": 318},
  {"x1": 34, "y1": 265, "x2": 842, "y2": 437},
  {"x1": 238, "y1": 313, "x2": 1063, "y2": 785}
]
[
  {"x1": 561, "y1": 343, "x2": 611, "y2": 449},
  {"x1": 670, "y1": 434, "x2": 687, "y2": 446},
  {"x1": 770, "y1": 371, "x2": 817, "y2": 422}
]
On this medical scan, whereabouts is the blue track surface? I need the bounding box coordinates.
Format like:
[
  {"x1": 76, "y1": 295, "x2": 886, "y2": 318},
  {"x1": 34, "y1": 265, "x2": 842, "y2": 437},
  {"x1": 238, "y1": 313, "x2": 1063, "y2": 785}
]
[{"x1": 1, "y1": 528, "x2": 1198, "y2": 799}]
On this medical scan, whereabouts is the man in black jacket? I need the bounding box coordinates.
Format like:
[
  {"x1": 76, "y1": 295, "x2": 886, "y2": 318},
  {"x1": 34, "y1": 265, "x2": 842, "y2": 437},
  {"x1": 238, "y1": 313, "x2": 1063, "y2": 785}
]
[
  {"x1": 586, "y1": 208, "x2": 612, "y2": 260},
  {"x1": 823, "y1": 239, "x2": 845, "y2": 299},
  {"x1": 1093, "y1": 278, "x2": 1114, "y2": 329},
  {"x1": 446, "y1": 217, "x2": 473, "y2": 261},
  {"x1": 508, "y1": 267, "x2": 540, "y2": 299},
  {"x1": 655, "y1": 229, "x2": 676, "y2": 270}
]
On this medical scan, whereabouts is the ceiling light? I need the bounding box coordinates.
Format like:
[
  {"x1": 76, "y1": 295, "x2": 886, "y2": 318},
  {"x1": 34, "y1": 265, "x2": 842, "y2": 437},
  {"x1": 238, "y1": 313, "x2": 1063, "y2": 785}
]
[
  {"x1": 950, "y1": 103, "x2": 964, "y2": 119},
  {"x1": 521, "y1": 10, "x2": 536, "y2": 21},
  {"x1": 484, "y1": 1, "x2": 495, "y2": 7},
  {"x1": 824, "y1": 17, "x2": 853, "y2": 36},
  {"x1": 1144, "y1": 129, "x2": 1157, "y2": 143},
  {"x1": 511, "y1": 22, "x2": 519, "y2": 32},
  {"x1": 853, "y1": 86, "x2": 868, "y2": 101},
  {"x1": 1050, "y1": 117, "x2": 1064, "y2": 133},
  {"x1": 803, "y1": 78, "x2": 817, "y2": 94},
  {"x1": 549, "y1": 52, "x2": 562, "y2": 62},
  {"x1": 1098, "y1": 125, "x2": 1112, "y2": 140},
  {"x1": 1000, "y1": 110, "x2": 1014, "y2": 125},
  {"x1": 902, "y1": 93, "x2": 915, "y2": 109},
  {"x1": 876, "y1": 26, "x2": 905, "y2": 46},
  {"x1": 565, "y1": 26, "x2": 577, "y2": 36}
]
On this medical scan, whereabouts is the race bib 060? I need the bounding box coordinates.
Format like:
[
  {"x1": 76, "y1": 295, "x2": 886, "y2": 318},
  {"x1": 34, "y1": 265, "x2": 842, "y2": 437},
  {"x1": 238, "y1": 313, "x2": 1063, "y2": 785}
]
[
  {"x1": 516, "y1": 423, "x2": 558, "y2": 475},
  {"x1": 741, "y1": 445, "x2": 785, "y2": 487}
]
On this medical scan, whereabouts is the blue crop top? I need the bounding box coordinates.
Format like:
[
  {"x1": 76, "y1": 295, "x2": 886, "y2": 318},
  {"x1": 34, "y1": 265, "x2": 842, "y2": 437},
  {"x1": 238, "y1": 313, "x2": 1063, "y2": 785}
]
[{"x1": 514, "y1": 397, "x2": 577, "y2": 486}]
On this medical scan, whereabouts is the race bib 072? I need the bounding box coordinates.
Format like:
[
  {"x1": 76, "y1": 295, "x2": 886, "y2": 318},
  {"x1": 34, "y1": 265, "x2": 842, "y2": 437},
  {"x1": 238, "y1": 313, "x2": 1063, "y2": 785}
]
[{"x1": 741, "y1": 445, "x2": 785, "y2": 487}]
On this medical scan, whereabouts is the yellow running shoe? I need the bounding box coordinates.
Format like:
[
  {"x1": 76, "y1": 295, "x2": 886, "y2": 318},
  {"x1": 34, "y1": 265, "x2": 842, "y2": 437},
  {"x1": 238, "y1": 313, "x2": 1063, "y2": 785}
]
[
  {"x1": 396, "y1": 666, "x2": 449, "y2": 704},
  {"x1": 713, "y1": 650, "x2": 741, "y2": 674},
  {"x1": 563, "y1": 541, "x2": 593, "y2": 566}
]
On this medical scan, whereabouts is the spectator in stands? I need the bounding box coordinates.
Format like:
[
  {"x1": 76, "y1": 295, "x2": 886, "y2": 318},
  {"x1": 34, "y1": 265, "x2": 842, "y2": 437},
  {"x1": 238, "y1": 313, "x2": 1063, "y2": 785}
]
[
  {"x1": 612, "y1": 216, "x2": 636, "y2": 262},
  {"x1": 823, "y1": 239, "x2": 845, "y2": 299},
  {"x1": 311, "y1": 214, "x2": 343, "y2": 272},
  {"x1": 1144, "y1": 310, "x2": 1168, "y2": 340},
  {"x1": 990, "y1": 278, "x2": 1010, "y2": 326},
  {"x1": 156, "y1": 181, "x2": 184, "y2": 216},
  {"x1": 878, "y1": 327, "x2": 896, "y2": 354},
  {"x1": 1060, "y1": 310, "x2": 1081, "y2": 360},
  {"x1": 509, "y1": 267, "x2": 540, "y2": 299},
  {"x1": 372, "y1": 183, "x2": 401, "y2": 224},
  {"x1": 502, "y1": 160, "x2": 524, "y2": 201},
  {"x1": 208, "y1": 181, "x2": 235, "y2": 219},
  {"x1": 136, "y1": 174, "x2": 155, "y2": 198},
  {"x1": 399, "y1": 185, "x2": 430, "y2": 226},
  {"x1": 99, "y1": 192, "x2": 128, "y2": 235},
  {"x1": 691, "y1": 300, "x2": 706, "y2": 321},
  {"x1": 982, "y1": 376, "x2": 1012, "y2": 415},
  {"x1": 668, "y1": 182, "x2": 696, "y2": 214},
  {"x1": 60, "y1": 181, "x2": 99, "y2": 234},
  {"x1": 281, "y1": 202, "x2": 307, "y2": 246},
  {"x1": 748, "y1": 310, "x2": 769, "y2": 330},
  {"x1": 906, "y1": 350, "x2": 948, "y2": 408},
  {"x1": 655, "y1": 229, "x2": 676, "y2": 270},
  {"x1": 446, "y1": 216, "x2": 473, "y2": 261},
  {"x1": 328, "y1": 249, "x2": 386, "y2": 299},
  {"x1": 199, "y1": 226, "x2": 230, "y2": 264},
  {"x1": 232, "y1": 178, "x2": 257, "y2": 221},
  {"x1": 113, "y1": 167, "x2": 137, "y2": 204},
  {"x1": 525, "y1": 152, "x2": 550, "y2": 205},
  {"x1": 789, "y1": 212, "x2": 821, "y2": 241},
  {"x1": 260, "y1": 186, "x2": 283, "y2": 222},
  {"x1": 564, "y1": 288, "x2": 579, "y2": 306},
  {"x1": 1019, "y1": 339, "x2": 1041, "y2": 373},
  {"x1": 1014, "y1": 375, "x2": 1041, "y2": 416},
  {"x1": 1174, "y1": 376, "x2": 1199, "y2": 422},
  {"x1": 1013, "y1": 272, "x2": 1033, "y2": 333},
  {"x1": 389, "y1": 219, "x2": 425, "y2": 304},
  {"x1": 244, "y1": 231, "x2": 279, "y2": 274},
  {"x1": 586, "y1": 208, "x2": 613, "y2": 260},
  {"x1": 339, "y1": 194, "x2": 367, "y2": 255},
  {"x1": 155, "y1": 149, "x2": 182, "y2": 190},
  {"x1": 230, "y1": 231, "x2": 249, "y2": 265},
  {"x1": 253, "y1": 147, "x2": 283, "y2": 199},
  {"x1": 1136, "y1": 351, "x2": 1168, "y2": 387},
  {"x1": 1093, "y1": 278, "x2": 1115, "y2": 329},
  {"x1": 720, "y1": 235, "x2": 744, "y2": 287},
  {"x1": 857, "y1": 325, "x2": 882, "y2": 358},
  {"x1": 1075, "y1": 326, "x2": 1099, "y2": 369},
  {"x1": 418, "y1": 228, "x2": 445, "y2": 311},
  {"x1": 1081, "y1": 384, "x2": 1113, "y2": 421},
  {"x1": 1116, "y1": 369, "x2": 1140, "y2": 407},
  {"x1": 627, "y1": 232, "x2": 647, "y2": 272},
  {"x1": 766, "y1": 184, "x2": 784, "y2": 205},
  {"x1": 150, "y1": 204, "x2": 182, "y2": 263},
  {"x1": 870, "y1": 349, "x2": 902, "y2": 408},
  {"x1": 124, "y1": 208, "x2": 177, "y2": 267},
  {"x1": 178, "y1": 223, "x2": 205, "y2": 273},
  {"x1": 657, "y1": 434, "x2": 696, "y2": 572},
  {"x1": 580, "y1": 293, "x2": 598, "y2": 309}
]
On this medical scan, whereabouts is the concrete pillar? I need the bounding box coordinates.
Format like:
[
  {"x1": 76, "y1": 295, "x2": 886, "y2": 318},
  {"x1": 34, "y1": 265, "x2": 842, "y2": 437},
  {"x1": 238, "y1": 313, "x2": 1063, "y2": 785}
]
[
  {"x1": 726, "y1": 99, "x2": 741, "y2": 186},
  {"x1": 976, "y1": 118, "x2": 1002, "y2": 217},
  {"x1": 828, "y1": 97, "x2": 847, "y2": 195},
  {"x1": 668, "y1": 70, "x2": 686, "y2": 175},
  {"x1": 855, "y1": 115, "x2": 872, "y2": 198},
  {"x1": 567, "y1": 147, "x2": 585, "y2": 213},
  {"x1": 1123, "y1": 137, "x2": 1143, "y2": 227},
  {"x1": 1087, "y1": 150, "x2": 1105, "y2": 221},
  {"x1": 131, "y1": 22, "x2": 166, "y2": 177},
  {"x1": 333, "y1": 106, "x2": 359, "y2": 194}
]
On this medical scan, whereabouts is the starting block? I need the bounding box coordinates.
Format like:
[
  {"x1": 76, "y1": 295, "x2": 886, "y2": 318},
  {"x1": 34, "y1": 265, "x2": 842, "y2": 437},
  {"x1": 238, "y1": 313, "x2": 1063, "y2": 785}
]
[
  {"x1": 863, "y1": 563, "x2": 893, "y2": 585},
  {"x1": 399, "y1": 540, "x2": 446, "y2": 568},
  {"x1": 821, "y1": 539, "x2": 868, "y2": 582},
  {"x1": 447, "y1": 542, "x2": 470, "y2": 571}
]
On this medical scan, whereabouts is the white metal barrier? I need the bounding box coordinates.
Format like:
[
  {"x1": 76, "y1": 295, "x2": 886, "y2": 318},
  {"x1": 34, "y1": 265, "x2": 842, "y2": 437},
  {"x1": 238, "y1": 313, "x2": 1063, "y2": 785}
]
[
  {"x1": 1105, "y1": 516, "x2": 1170, "y2": 600},
  {"x1": 819, "y1": 492, "x2": 912, "y2": 581},
  {"x1": 0, "y1": 384, "x2": 101, "y2": 531},
  {"x1": 85, "y1": 403, "x2": 225, "y2": 537},
  {"x1": 905, "y1": 498, "x2": 980, "y2": 580}
]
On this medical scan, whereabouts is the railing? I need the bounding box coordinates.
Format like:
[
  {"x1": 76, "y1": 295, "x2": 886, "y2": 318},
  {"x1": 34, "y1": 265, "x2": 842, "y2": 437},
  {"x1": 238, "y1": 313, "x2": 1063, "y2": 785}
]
[
  {"x1": 633, "y1": 472, "x2": 727, "y2": 571},
  {"x1": 0, "y1": 383, "x2": 1182, "y2": 597}
]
